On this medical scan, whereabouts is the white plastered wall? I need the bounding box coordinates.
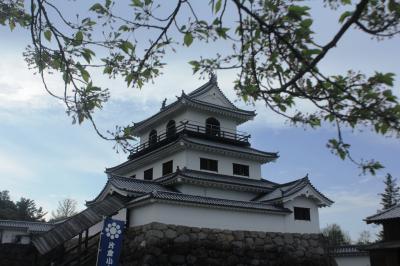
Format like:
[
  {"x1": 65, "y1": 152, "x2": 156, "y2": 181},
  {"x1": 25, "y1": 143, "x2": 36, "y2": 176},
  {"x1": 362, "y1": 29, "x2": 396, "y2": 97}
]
[
  {"x1": 121, "y1": 147, "x2": 262, "y2": 180},
  {"x1": 174, "y1": 183, "x2": 257, "y2": 201},
  {"x1": 283, "y1": 196, "x2": 320, "y2": 234},
  {"x1": 185, "y1": 149, "x2": 262, "y2": 179},
  {"x1": 122, "y1": 151, "x2": 187, "y2": 179},
  {"x1": 129, "y1": 202, "x2": 287, "y2": 232},
  {"x1": 0, "y1": 229, "x2": 30, "y2": 244}
]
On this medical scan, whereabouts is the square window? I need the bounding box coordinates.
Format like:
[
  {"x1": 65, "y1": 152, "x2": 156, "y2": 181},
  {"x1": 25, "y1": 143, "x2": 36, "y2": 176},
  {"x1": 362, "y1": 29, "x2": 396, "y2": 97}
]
[
  {"x1": 233, "y1": 163, "x2": 249, "y2": 176},
  {"x1": 162, "y1": 160, "x2": 173, "y2": 175},
  {"x1": 294, "y1": 207, "x2": 311, "y2": 221},
  {"x1": 200, "y1": 158, "x2": 218, "y2": 172},
  {"x1": 144, "y1": 168, "x2": 153, "y2": 180}
]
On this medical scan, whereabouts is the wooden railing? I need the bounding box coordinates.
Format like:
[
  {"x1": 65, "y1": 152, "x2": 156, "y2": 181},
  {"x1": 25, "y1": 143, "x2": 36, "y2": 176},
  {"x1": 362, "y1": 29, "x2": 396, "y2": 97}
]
[{"x1": 129, "y1": 121, "x2": 250, "y2": 155}]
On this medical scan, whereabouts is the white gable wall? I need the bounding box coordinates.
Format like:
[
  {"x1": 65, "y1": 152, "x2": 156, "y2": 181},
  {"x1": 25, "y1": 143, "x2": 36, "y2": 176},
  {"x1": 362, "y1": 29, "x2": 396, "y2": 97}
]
[
  {"x1": 191, "y1": 85, "x2": 235, "y2": 109},
  {"x1": 283, "y1": 196, "x2": 320, "y2": 234}
]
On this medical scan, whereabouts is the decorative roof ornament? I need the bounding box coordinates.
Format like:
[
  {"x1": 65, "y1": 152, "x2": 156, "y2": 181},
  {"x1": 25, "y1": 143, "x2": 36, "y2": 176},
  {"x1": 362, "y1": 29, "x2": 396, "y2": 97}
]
[
  {"x1": 160, "y1": 98, "x2": 167, "y2": 110},
  {"x1": 209, "y1": 72, "x2": 218, "y2": 85}
]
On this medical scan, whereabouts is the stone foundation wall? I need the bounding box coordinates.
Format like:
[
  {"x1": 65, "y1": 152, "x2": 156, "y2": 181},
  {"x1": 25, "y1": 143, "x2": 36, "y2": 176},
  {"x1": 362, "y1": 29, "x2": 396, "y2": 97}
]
[
  {"x1": 0, "y1": 243, "x2": 37, "y2": 266},
  {"x1": 121, "y1": 222, "x2": 336, "y2": 266}
]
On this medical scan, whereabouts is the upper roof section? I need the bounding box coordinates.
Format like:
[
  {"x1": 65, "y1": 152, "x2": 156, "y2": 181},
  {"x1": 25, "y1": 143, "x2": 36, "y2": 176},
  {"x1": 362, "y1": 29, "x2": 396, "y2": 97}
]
[
  {"x1": 365, "y1": 204, "x2": 400, "y2": 224},
  {"x1": 131, "y1": 75, "x2": 256, "y2": 135}
]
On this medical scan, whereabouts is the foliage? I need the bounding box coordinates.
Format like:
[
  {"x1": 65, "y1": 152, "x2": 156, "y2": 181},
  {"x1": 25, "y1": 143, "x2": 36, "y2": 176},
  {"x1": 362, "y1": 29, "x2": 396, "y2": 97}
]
[
  {"x1": 0, "y1": 190, "x2": 47, "y2": 221},
  {"x1": 50, "y1": 198, "x2": 78, "y2": 221},
  {"x1": 379, "y1": 173, "x2": 400, "y2": 210},
  {"x1": 356, "y1": 230, "x2": 372, "y2": 245},
  {"x1": 322, "y1": 223, "x2": 351, "y2": 246},
  {"x1": 2, "y1": 0, "x2": 400, "y2": 174}
]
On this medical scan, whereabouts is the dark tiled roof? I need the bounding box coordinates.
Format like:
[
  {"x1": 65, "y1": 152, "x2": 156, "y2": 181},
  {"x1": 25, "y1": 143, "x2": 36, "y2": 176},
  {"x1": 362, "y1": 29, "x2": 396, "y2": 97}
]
[
  {"x1": 0, "y1": 220, "x2": 54, "y2": 233},
  {"x1": 256, "y1": 176, "x2": 333, "y2": 206},
  {"x1": 86, "y1": 174, "x2": 175, "y2": 204},
  {"x1": 329, "y1": 245, "x2": 369, "y2": 257},
  {"x1": 129, "y1": 190, "x2": 291, "y2": 214},
  {"x1": 365, "y1": 204, "x2": 400, "y2": 223},
  {"x1": 183, "y1": 136, "x2": 278, "y2": 160},
  {"x1": 110, "y1": 174, "x2": 174, "y2": 194},
  {"x1": 156, "y1": 168, "x2": 276, "y2": 192},
  {"x1": 33, "y1": 195, "x2": 127, "y2": 254},
  {"x1": 364, "y1": 240, "x2": 400, "y2": 250}
]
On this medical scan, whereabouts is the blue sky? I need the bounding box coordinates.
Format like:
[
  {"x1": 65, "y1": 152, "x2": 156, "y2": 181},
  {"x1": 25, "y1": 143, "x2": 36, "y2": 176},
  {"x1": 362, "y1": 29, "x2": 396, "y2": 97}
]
[{"x1": 1, "y1": 1, "x2": 399, "y2": 241}]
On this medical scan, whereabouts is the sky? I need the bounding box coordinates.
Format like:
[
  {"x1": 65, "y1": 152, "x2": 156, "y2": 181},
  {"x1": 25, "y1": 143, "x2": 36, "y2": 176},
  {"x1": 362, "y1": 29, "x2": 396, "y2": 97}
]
[{"x1": 1, "y1": 1, "x2": 400, "y2": 241}]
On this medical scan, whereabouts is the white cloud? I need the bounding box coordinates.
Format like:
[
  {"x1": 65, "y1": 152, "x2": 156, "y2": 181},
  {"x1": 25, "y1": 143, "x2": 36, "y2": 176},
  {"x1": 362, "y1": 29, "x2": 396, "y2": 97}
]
[{"x1": 319, "y1": 188, "x2": 380, "y2": 240}]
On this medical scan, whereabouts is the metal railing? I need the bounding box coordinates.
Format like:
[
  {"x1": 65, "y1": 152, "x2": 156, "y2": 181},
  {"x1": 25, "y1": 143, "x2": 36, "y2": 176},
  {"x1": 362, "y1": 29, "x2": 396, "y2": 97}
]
[{"x1": 129, "y1": 121, "x2": 250, "y2": 155}]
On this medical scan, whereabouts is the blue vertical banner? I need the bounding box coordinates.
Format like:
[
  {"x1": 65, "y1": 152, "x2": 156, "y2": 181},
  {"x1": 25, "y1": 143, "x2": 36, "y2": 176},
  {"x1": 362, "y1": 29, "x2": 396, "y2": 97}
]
[{"x1": 96, "y1": 217, "x2": 125, "y2": 266}]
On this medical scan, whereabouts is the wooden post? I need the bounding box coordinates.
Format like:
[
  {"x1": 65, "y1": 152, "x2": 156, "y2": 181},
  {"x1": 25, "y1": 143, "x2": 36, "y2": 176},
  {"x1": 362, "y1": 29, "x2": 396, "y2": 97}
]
[
  {"x1": 84, "y1": 229, "x2": 89, "y2": 250},
  {"x1": 78, "y1": 232, "x2": 82, "y2": 266}
]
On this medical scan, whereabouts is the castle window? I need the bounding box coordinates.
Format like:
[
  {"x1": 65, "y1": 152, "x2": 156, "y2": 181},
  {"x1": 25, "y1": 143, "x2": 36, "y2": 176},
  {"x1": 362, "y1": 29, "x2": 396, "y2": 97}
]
[
  {"x1": 233, "y1": 163, "x2": 249, "y2": 177},
  {"x1": 149, "y1": 129, "x2": 157, "y2": 145},
  {"x1": 144, "y1": 168, "x2": 153, "y2": 180},
  {"x1": 162, "y1": 160, "x2": 173, "y2": 175},
  {"x1": 294, "y1": 207, "x2": 311, "y2": 221},
  {"x1": 200, "y1": 158, "x2": 218, "y2": 172},
  {"x1": 205, "y1": 117, "x2": 220, "y2": 136},
  {"x1": 166, "y1": 120, "x2": 176, "y2": 138}
]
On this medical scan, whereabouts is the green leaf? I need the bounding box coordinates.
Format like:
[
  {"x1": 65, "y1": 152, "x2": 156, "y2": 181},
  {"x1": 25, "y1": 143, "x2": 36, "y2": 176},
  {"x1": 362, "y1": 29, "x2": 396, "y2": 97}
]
[
  {"x1": 287, "y1": 5, "x2": 310, "y2": 19},
  {"x1": 44, "y1": 30, "x2": 52, "y2": 41},
  {"x1": 119, "y1": 41, "x2": 135, "y2": 54},
  {"x1": 9, "y1": 19, "x2": 16, "y2": 31},
  {"x1": 215, "y1": 0, "x2": 222, "y2": 13},
  {"x1": 216, "y1": 27, "x2": 229, "y2": 39},
  {"x1": 75, "y1": 31, "x2": 84, "y2": 45},
  {"x1": 131, "y1": 0, "x2": 143, "y2": 7},
  {"x1": 81, "y1": 48, "x2": 95, "y2": 63},
  {"x1": 103, "y1": 66, "x2": 113, "y2": 75},
  {"x1": 79, "y1": 67, "x2": 90, "y2": 82},
  {"x1": 184, "y1": 32, "x2": 193, "y2": 46},
  {"x1": 300, "y1": 18, "x2": 313, "y2": 28},
  {"x1": 89, "y1": 3, "x2": 106, "y2": 13},
  {"x1": 374, "y1": 72, "x2": 395, "y2": 86},
  {"x1": 339, "y1": 11, "x2": 353, "y2": 23}
]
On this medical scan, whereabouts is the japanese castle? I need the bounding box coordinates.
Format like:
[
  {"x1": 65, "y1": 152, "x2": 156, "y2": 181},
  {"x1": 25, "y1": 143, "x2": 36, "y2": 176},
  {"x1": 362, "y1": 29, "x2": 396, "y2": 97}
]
[{"x1": 33, "y1": 75, "x2": 333, "y2": 254}]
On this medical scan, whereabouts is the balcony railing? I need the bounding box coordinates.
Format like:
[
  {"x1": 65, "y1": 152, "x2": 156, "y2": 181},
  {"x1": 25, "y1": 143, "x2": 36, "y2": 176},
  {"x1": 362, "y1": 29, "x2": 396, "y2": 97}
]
[{"x1": 128, "y1": 121, "x2": 250, "y2": 157}]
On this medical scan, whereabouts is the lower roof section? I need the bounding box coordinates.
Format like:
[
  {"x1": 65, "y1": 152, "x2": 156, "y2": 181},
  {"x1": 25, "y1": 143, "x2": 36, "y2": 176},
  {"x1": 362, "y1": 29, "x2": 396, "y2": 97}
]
[
  {"x1": 32, "y1": 195, "x2": 127, "y2": 255},
  {"x1": 0, "y1": 219, "x2": 54, "y2": 233},
  {"x1": 127, "y1": 190, "x2": 291, "y2": 214},
  {"x1": 157, "y1": 168, "x2": 276, "y2": 193}
]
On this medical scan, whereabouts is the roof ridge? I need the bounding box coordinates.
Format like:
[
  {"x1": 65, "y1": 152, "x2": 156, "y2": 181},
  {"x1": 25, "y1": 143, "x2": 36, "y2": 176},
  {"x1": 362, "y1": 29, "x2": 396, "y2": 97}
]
[
  {"x1": 181, "y1": 168, "x2": 277, "y2": 185},
  {"x1": 110, "y1": 174, "x2": 159, "y2": 184},
  {"x1": 366, "y1": 203, "x2": 400, "y2": 220},
  {"x1": 149, "y1": 190, "x2": 280, "y2": 205},
  {"x1": 0, "y1": 219, "x2": 54, "y2": 225},
  {"x1": 276, "y1": 175, "x2": 309, "y2": 188}
]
